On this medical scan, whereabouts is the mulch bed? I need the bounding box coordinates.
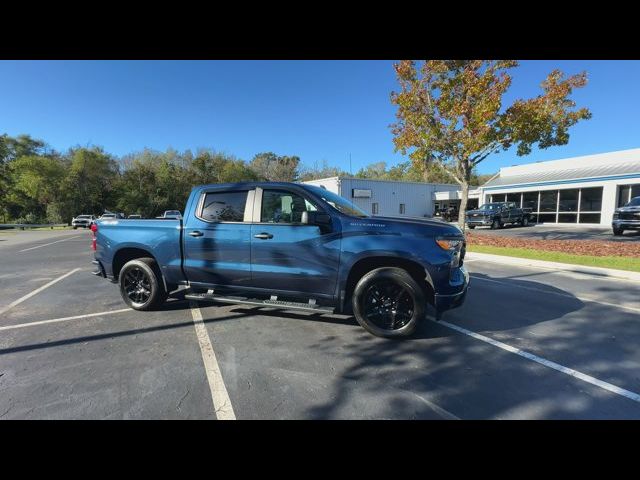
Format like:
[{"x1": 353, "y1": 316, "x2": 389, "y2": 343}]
[{"x1": 465, "y1": 231, "x2": 640, "y2": 258}]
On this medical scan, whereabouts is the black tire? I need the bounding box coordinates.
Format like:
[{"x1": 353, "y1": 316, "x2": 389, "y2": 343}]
[
  {"x1": 468, "y1": 225, "x2": 475, "y2": 229},
  {"x1": 352, "y1": 267, "x2": 425, "y2": 339},
  {"x1": 119, "y1": 257, "x2": 167, "y2": 311},
  {"x1": 490, "y1": 218, "x2": 502, "y2": 229},
  {"x1": 521, "y1": 216, "x2": 529, "y2": 227},
  {"x1": 73, "y1": 226, "x2": 77, "y2": 229},
  {"x1": 613, "y1": 227, "x2": 624, "y2": 236}
]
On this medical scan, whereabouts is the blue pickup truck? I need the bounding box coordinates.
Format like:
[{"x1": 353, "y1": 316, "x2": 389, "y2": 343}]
[{"x1": 92, "y1": 182, "x2": 469, "y2": 338}]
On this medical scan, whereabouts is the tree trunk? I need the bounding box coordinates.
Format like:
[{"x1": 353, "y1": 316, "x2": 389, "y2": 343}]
[{"x1": 457, "y1": 179, "x2": 469, "y2": 228}]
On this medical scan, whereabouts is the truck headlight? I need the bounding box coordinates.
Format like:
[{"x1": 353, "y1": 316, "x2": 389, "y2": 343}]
[{"x1": 435, "y1": 237, "x2": 463, "y2": 251}]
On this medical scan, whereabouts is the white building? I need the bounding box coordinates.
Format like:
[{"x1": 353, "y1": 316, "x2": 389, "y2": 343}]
[
  {"x1": 478, "y1": 148, "x2": 640, "y2": 226},
  {"x1": 302, "y1": 177, "x2": 461, "y2": 218}
]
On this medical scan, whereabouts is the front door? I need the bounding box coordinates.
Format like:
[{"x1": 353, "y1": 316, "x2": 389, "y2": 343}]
[
  {"x1": 182, "y1": 188, "x2": 253, "y2": 288},
  {"x1": 249, "y1": 188, "x2": 340, "y2": 297}
]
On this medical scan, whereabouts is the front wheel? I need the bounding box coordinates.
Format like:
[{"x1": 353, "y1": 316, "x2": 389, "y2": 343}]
[
  {"x1": 613, "y1": 226, "x2": 624, "y2": 236},
  {"x1": 468, "y1": 225, "x2": 475, "y2": 229},
  {"x1": 491, "y1": 218, "x2": 502, "y2": 229},
  {"x1": 521, "y1": 216, "x2": 529, "y2": 227},
  {"x1": 352, "y1": 267, "x2": 425, "y2": 339},
  {"x1": 119, "y1": 257, "x2": 167, "y2": 310}
]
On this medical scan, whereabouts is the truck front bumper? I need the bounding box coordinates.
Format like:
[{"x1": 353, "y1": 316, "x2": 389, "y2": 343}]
[
  {"x1": 466, "y1": 218, "x2": 492, "y2": 226},
  {"x1": 434, "y1": 266, "x2": 469, "y2": 315},
  {"x1": 613, "y1": 219, "x2": 640, "y2": 230}
]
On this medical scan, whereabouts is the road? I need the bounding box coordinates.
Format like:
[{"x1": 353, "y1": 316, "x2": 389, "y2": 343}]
[{"x1": 1, "y1": 229, "x2": 640, "y2": 419}]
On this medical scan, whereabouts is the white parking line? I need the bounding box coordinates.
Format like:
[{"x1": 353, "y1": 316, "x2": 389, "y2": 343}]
[
  {"x1": 18, "y1": 235, "x2": 83, "y2": 253},
  {"x1": 189, "y1": 302, "x2": 236, "y2": 420},
  {"x1": 0, "y1": 268, "x2": 81, "y2": 316},
  {"x1": 0, "y1": 308, "x2": 131, "y2": 331},
  {"x1": 437, "y1": 319, "x2": 640, "y2": 404},
  {"x1": 470, "y1": 274, "x2": 640, "y2": 314}
]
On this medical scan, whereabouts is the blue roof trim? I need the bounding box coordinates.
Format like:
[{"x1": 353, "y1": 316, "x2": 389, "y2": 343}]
[{"x1": 483, "y1": 172, "x2": 640, "y2": 191}]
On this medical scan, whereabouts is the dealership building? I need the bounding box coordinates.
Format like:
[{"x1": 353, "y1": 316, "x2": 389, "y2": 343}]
[
  {"x1": 478, "y1": 148, "x2": 640, "y2": 226},
  {"x1": 304, "y1": 148, "x2": 640, "y2": 226},
  {"x1": 302, "y1": 177, "x2": 461, "y2": 218}
]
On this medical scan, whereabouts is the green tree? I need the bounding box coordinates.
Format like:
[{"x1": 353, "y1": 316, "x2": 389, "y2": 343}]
[
  {"x1": 298, "y1": 159, "x2": 346, "y2": 181},
  {"x1": 249, "y1": 152, "x2": 301, "y2": 182},
  {"x1": 390, "y1": 60, "x2": 591, "y2": 225},
  {"x1": 64, "y1": 147, "x2": 119, "y2": 217}
]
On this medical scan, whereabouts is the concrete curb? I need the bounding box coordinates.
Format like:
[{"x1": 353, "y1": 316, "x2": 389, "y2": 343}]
[{"x1": 466, "y1": 251, "x2": 640, "y2": 282}]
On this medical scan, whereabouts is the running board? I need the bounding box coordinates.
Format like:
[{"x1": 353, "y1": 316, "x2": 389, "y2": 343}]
[{"x1": 184, "y1": 292, "x2": 334, "y2": 313}]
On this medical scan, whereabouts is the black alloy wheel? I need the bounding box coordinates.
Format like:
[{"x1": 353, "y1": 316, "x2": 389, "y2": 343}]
[
  {"x1": 123, "y1": 266, "x2": 152, "y2": 305},
  {"x1": 352, "y1": 267, "x2": 425, "y2": 338}
]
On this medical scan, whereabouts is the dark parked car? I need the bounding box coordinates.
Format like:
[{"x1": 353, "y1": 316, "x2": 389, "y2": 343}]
[
  {"x1": 92, "y1": 182, "x2": 469, "y2": 338},
  {"x1": 466, "y1": 202, "x2": 531, "y2": 229},
  {"x1": 612, "y1": 196, "x2": 640, "y2": 236}
]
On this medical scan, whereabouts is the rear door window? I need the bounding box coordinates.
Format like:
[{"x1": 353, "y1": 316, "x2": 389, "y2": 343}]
[{"x1": 200, "y1": 191, "x2": 248, "y2": 222}]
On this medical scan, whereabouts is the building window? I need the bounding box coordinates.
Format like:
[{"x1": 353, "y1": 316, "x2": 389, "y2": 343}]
[
  {"x1": 579, "y1": 213, "x2": 601, "y2": 224},
  {"x1": 579, "y1": 187, "x2": 603, "y2": 212},
  {"x1": 506, "y1": 193, "x2": 522, "y2": 206},
  {"x1": 539, "y1": 190, "x2": 558, "y2": 212},
  {"x1": 399, "y1": 203, "x2": 406, "y2": 214},
  {"x1": 523, "y1": 191, "x2": 539, "y2": 211},
  {"x1": 617, "y1": 184, "x2": 640, "y2": 207},
  {"x1": 559, "y1": 189, "x2": 579, "y2": 212},
  {"x1": 372, "y1": 203, "x2": 379, "y2": 215}
]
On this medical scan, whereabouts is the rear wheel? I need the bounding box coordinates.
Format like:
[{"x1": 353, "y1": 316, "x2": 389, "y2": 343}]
[
  {"x1": 352, "y1": 267, "x2": 425, "y2": 339},
  {"x1": 491, "y1": 218, "x2": 502, "y2": 229},
  {"x1": 119, "y1": 257, "x2": 167, "y2": 310},
  {"x1": 613, "y1": 226, "x2": 624, "y2": 236},
  {"x1": 468, "y1": 225, "x2": 475, "y2": 229},
  {"x1": 521, "y1": 216, "x2": 529, "y2": 227}
]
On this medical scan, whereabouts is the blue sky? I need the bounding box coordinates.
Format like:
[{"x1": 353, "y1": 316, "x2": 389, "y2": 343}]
[{"x1": 1, "y1": 60, "x2": 639, "y2": 174}]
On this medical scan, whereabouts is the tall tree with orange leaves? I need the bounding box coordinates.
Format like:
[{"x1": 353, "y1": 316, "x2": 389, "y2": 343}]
[{"x1": 390, "y1": 60, "x2": 591, "y2": 226}]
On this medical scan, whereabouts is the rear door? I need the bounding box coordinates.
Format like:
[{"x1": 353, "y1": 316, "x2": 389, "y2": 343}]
[
  {"x1": 182, "y1": 188, "x2": 254, "y2": 288},
  {"x1": 249, "y1": 187, "x2": 340, "y2": 297}
]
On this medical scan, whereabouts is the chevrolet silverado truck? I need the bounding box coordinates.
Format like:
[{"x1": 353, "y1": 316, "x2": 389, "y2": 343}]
[
  {"x1": 612, "y1": 196, "x2": 640, "y2": 236},
  {"x1": 465, "y1": 201, "x2": 530, "y2": 229},
  {"x1": 91, "y1": 182, "x2": 469, "y2": 338}
]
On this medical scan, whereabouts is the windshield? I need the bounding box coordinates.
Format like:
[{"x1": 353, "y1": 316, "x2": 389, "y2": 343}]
[
  {"x1": 165, "y1": 211, "x2": 181, "y2": 216},
  {"x1": 77, "y1": 215, "x2": 91, "y2": 219},
  {"x1": 304, "y1": 185, "x2": 369, "y2": 217},
  {"x1": 625, "y1": 197, "x2": 640, "y2": 207},
  {"x1": 479, "y1": 203, "x2": 503, "y2": 211}
]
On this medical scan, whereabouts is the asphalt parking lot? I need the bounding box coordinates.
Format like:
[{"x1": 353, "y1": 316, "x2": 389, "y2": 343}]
[
  {"x1": 469, "y1": 223, "x2": 640, "y2": 242},
  {"x1": 2, "y1": 229, "x2": 640, "y2": 419}
]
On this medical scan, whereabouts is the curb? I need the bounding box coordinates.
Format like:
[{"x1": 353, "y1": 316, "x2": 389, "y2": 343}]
[{"x1": 466, "y1": 251, "x2": 640, "y2": 282}]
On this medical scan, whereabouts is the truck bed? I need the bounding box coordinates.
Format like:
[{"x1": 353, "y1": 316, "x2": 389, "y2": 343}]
[{"x1": 94, "y1": 218, "x2": 184, "y2": 286}]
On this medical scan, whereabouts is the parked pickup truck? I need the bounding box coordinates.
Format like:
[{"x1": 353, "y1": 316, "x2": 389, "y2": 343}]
[
  {"x1": 91, "y1": 182, "x2": 469, "y2": 338},
  {"x1": 465, "y1": 202, "x2": 531, "y2": 229},
  {"x1": 612, "y1": 196, "x2": 640, "y2": 236}
]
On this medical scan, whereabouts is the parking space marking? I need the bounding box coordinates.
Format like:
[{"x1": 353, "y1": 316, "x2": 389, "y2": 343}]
[
  {"x1": 0, "y1": 308, "x2": 131, "y2": 332},
  {"x1": 18, "y1": 235, "x2": 83, "y2": 253},
  {"x1": 470, "y1": 274, "x2": 640, "y2": 314},
  {"x1": 189, "y1": 302, "x2": 236, "y2": 420},
  {"x1": 0, "y1": 268, "x2": 81, "y2": 316},
  {"x1": 437, "y1": 319, "x2": 640, "y2": 404}
]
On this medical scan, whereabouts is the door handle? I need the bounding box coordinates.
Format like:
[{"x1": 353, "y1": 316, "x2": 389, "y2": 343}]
[
  {"x1": 254, "y1": 233, "x2": 273, "y2": 240},
  {"x1": 189, "y1": 231, "x2": 204, "y2": 237}
]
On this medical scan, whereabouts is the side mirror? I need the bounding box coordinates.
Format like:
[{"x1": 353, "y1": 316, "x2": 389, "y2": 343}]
[{"x1": 301, "y1": 211, "x2": 331, "y2": 225}]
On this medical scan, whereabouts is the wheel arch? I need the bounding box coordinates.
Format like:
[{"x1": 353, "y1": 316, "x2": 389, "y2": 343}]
[
  {"x1": 339, "y1": 255, "x2": 434, "y2": 313},
  {"x1": 111, "y1": 247, "x2": 171, "y2": 292}
]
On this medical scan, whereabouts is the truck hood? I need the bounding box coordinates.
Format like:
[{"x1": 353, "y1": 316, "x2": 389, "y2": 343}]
[
  {"x1": 350, "y1": 215, "x2": 463, "y2": 237},
  {"x1": 616, "y1": 206, "x2": 640, "y2": 213}
]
